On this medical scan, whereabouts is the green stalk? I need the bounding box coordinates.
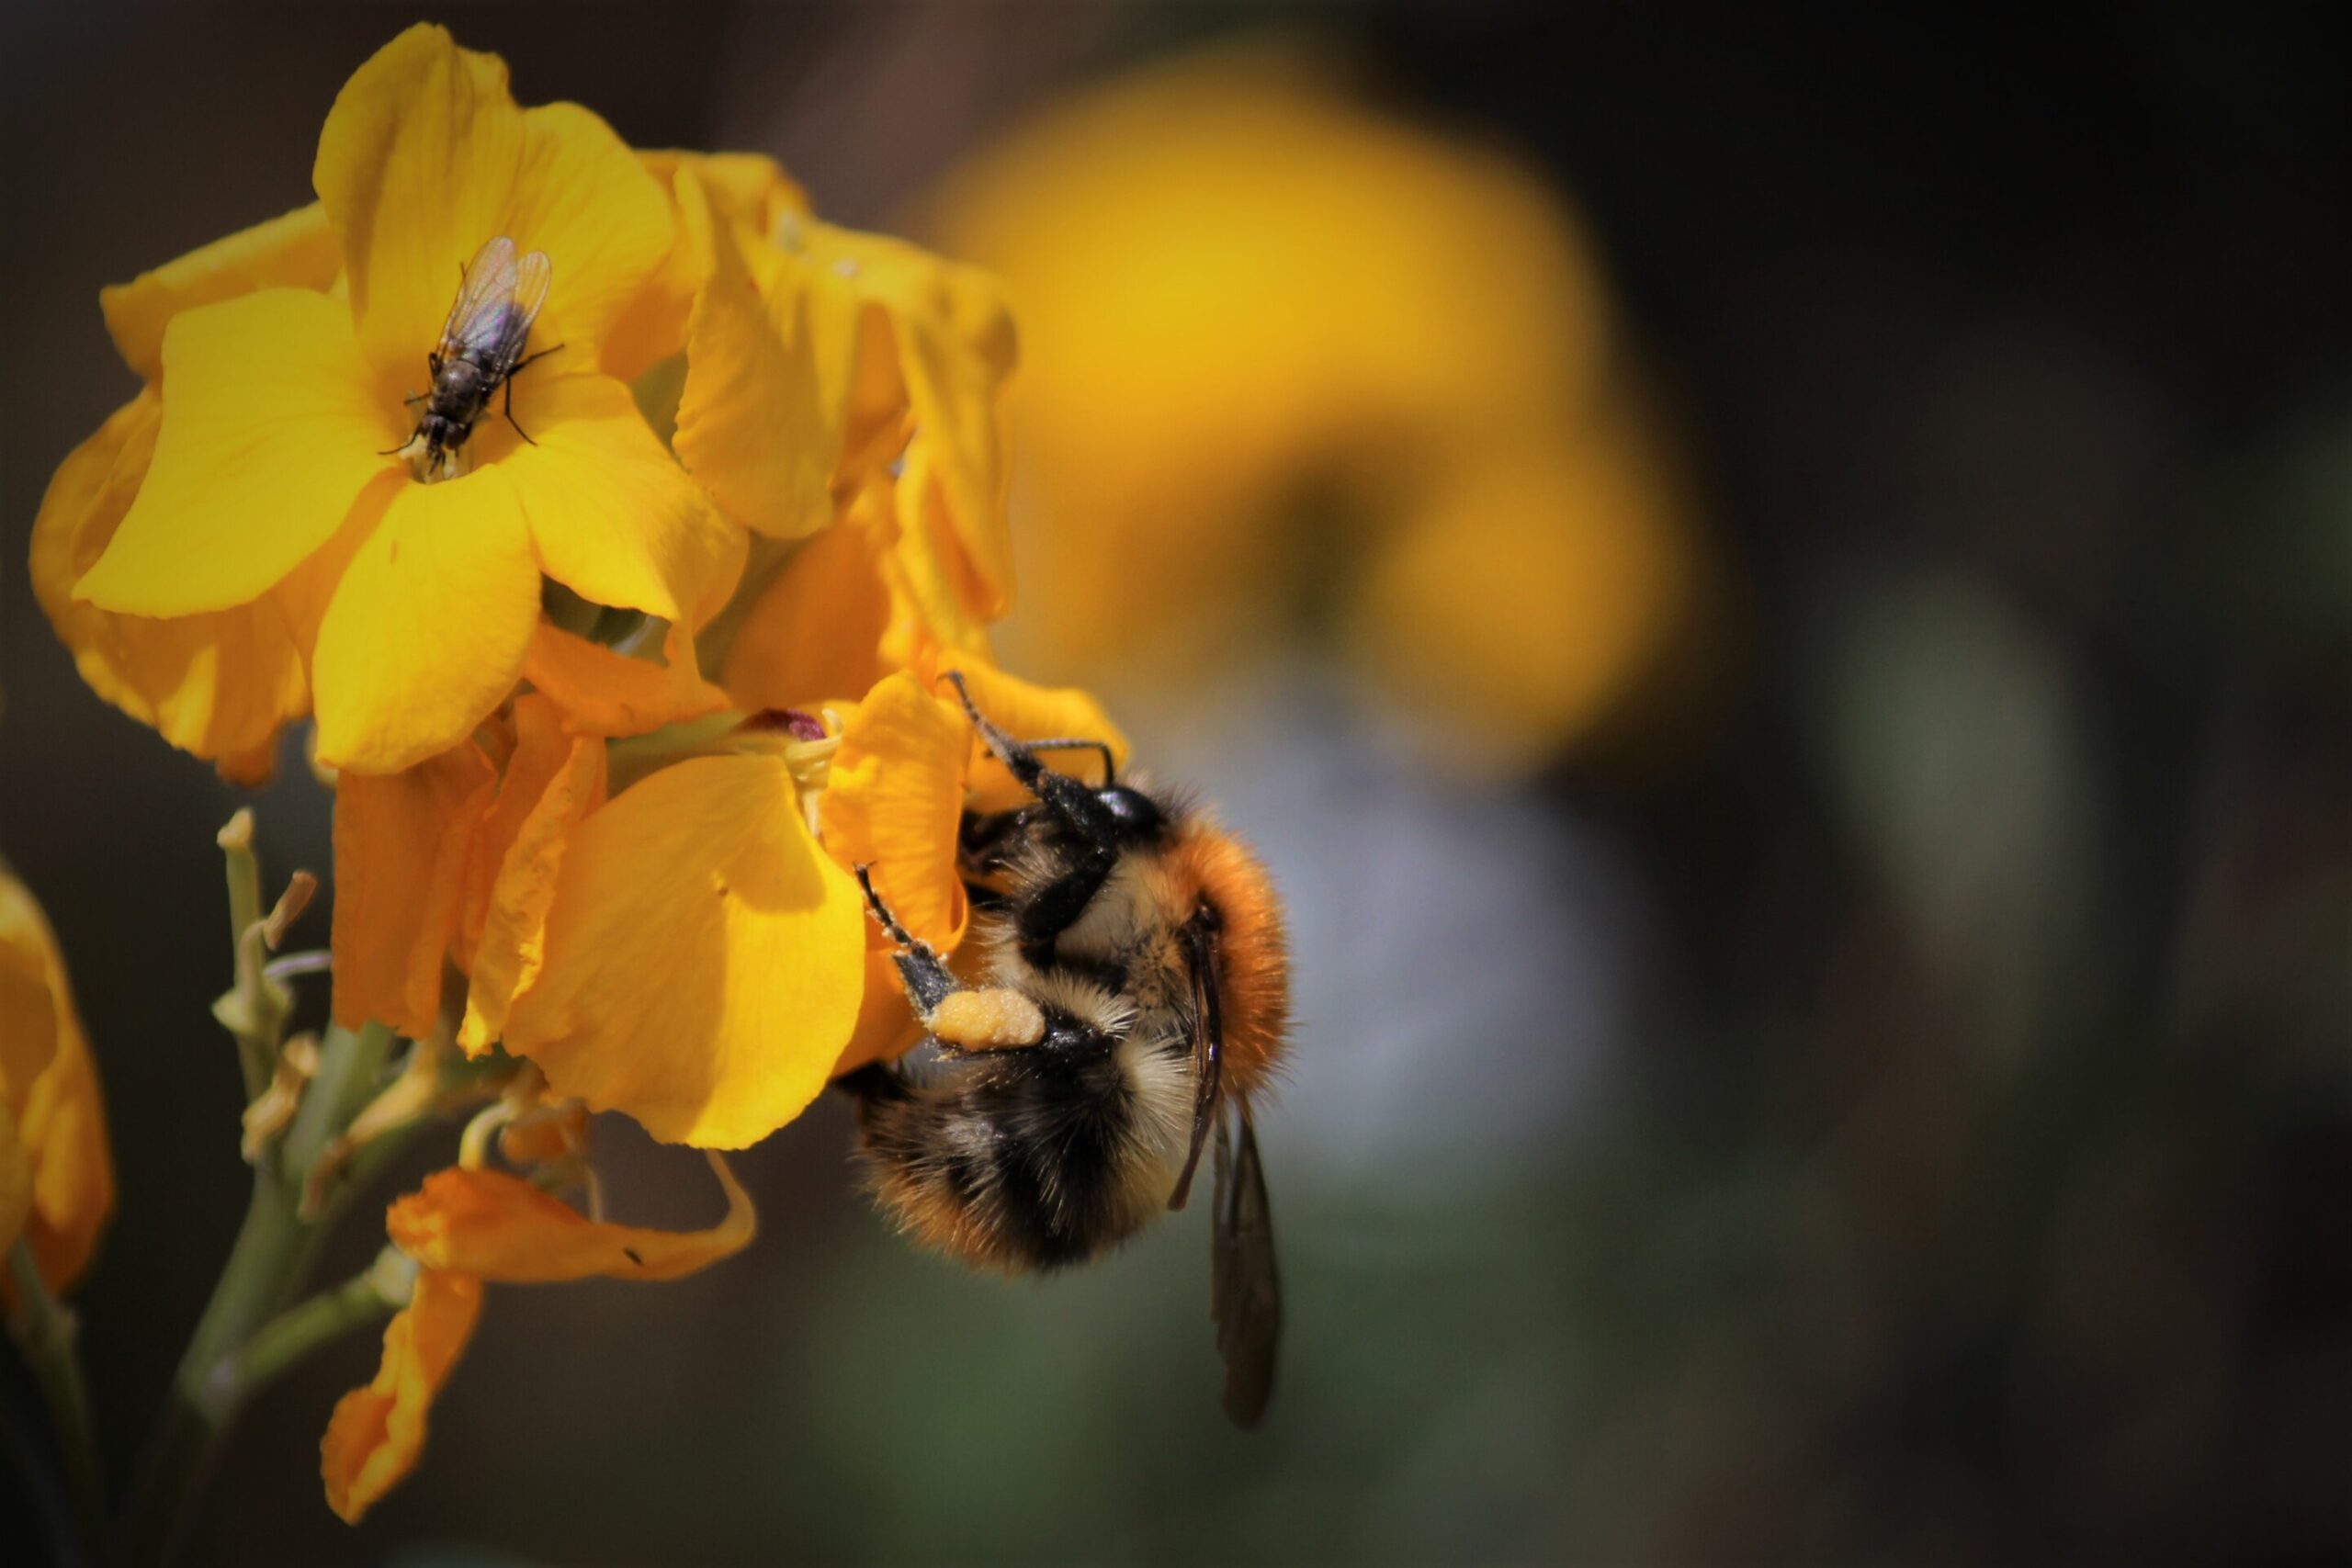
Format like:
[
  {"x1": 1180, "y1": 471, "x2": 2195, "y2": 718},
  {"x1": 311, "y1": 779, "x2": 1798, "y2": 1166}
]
[
  {"x1": 6, "y1": 1239, "x2": 103, "y2": 1549},
  {"x1": 119, "y1": 1021, "x2": 396, "y2": 1565}
]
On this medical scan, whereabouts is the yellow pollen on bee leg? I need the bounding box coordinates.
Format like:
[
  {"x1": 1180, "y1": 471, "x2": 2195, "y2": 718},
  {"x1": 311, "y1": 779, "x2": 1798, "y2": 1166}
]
[{"x1": 928, "y1": 987, "x2": 1047, "y2": 1051}]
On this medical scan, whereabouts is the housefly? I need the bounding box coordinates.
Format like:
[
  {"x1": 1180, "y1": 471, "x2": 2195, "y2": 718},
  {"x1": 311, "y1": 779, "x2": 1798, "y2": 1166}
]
[{"x1": 390, "y1": 235, "x2": 559, "y2": 479}]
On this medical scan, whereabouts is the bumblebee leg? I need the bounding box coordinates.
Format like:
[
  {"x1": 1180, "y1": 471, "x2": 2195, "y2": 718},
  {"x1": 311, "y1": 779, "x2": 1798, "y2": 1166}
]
[
  {"x1": 854, "y1": 865, "x2": 956, "y2": 1013},
  {"x1": 939, "y1": 671, "x2": 1124, "y2": 955},
  {"x1": 1019, "y1": 738, "x2": 1118, "y2": 785}
]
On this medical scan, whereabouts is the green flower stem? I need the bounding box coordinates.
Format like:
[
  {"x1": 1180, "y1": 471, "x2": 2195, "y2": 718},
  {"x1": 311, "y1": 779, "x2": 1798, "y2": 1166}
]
[
  {"x1": 214, "y1": 812, "x2": 272, "y2": 1100},
  {"x1": 223, "y1": 1255, "x2": 406, "y2": 1406},
  {"x1": 121, "y1": 1021, "x2": 399, "y2": 1565},
  {"x1": 6, "y1": 1238, "x2": 104, "y2": 1549}
]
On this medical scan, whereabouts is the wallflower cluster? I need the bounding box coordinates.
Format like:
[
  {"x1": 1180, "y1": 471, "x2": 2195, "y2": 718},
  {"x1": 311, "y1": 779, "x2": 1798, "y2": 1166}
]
[{"x1": 27, "y1": 24, "x2": 1122, "y2": 1523}]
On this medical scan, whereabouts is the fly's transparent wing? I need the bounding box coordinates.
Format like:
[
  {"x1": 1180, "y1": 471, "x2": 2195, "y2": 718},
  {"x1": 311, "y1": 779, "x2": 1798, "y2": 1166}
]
[
  {"x1": 438, "y1": 236, "x2": 520, "y2": 359},
  {"x1": 486, "y1": 249, "x2": 554, "y2": 375}
]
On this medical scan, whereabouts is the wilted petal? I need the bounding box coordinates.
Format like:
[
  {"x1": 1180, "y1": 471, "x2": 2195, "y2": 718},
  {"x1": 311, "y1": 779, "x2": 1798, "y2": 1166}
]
[
  {"x1": 522, "y1": 620, "x2": 730, "y2": 739},
  {"x1": 887, "y1": 449, "x2": 995, "y2": 663},
  {"x1": 671, "y1": 169, "x2": 835, "y2": 541},
  {"x1": 802, "y1": 222, "x2": 1018, "y2": 614},
  {"x1": 320, "y1": 1268, "x2": 482, "y2": 1524},
  {"x1": 313, "y1": 24, "x2": 525, "y2": 380},
  {"x1": 385, "y1": 1154, "x2": 752, "y2": 1282},
  {"x1": 31, "y1": 392, "x2": 312, "y2": 771},
  {"x1": 101, "y1": 201, "x2": 344, "y2": 382},
  {"x1": 503, "y1": 755, "x2": 865, "y2": 1148},
  {"x1": 819, "y1": 671, "x2": 969, "y2": 949},
  {"x1": 311, "y1": 467, "x2": 540, "y2": 775},
  {"x1": 331, "y1": 739, "x2": 498, "y2": 1038},
  {"x1": 457, "y1": 695, "x2": 606, "y2": 1054},
  {"x1": 74, "y1": 289, "x2": 401, "y2": 617}
]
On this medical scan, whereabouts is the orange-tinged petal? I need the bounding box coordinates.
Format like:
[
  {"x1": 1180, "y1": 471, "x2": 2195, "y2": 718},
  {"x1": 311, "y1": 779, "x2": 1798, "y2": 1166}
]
[
  {"x1": 887, "y1": 448, "x2": 995, "y2": 663},
  {"x1": 32, "y1": 392, "x2": 312, "y2": 770},
  {"x1": 801, "y1": 222, "x2": 1017, "y2": 613},
  {"x1": 600, "y1": 151, "x2": 808, "y2": 381},
  {"x1": 0, "y1": 878, "x2": 62, "y2": 1120},
  {"x1": 505, "y1": 102, "x2": 674, "y2": 360},
  {"x1": 321, "y1": 1267, "x2": 481, "y2": 1525},
  {"x1": 0, "y1": 1114, "x2": 29, "y2": 1266},
  {"x1": 331, "y1": 739, "x2": 498, "y2": 1038},
  {"x1": 313, "y1": 24, "x2": 525, "y2": 381},
  {"x1": 74, "y1": 290, "x2": 401, "y2": 617},
  {"x1": 311, "y1": 468, "x2": 539, "y2": 775},
  {"x1": 831, "y1": 950, "x2": 926, "y2": 1075},
  {"x1": 671, "y1": 171, "x2": 834, "y2": 541},
  {"x1": 0, "y1": 870, "x2": 115, "y2": 1298},
  {"x1": 386, "y1": 1153, "x2": 753, "y2": 1282},
  {"x1": 457, "y1": 697, "x2": 605, "y2": 1055},
  {"x1": 503, "y1": 755, "x2": 865, "y2": 1147},
  {"x1": 934, "y1": 657, "x2": 1132, "y2": 816},
  {"x1": 522, "y1": 620, "x2": 731, "y2": 739},
  {"x1": 720, "y1": 499, "x2": 896, "y2": 715},
  {"x1": 481, "y1": 372, "x2": 740, "y2": 623},
  {"x1": 101, "y1": 202, "x2": 344, "y2": 382},
  {"x1": 819, "y1": 671, "x2": 969, "y2": 949}
]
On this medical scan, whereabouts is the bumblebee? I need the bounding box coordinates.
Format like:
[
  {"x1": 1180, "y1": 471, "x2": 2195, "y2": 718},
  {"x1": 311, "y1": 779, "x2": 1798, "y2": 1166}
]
[{"x1": 838, "y1": 672, "x2": 1289, "y2": 1426}]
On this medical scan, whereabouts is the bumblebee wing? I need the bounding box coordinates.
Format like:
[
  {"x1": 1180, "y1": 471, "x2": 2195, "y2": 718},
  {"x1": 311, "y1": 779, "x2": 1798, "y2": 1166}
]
[
  {"x1": 439, "y1": 235, "x2": 519, "y2": 357},
  {"x1": 1169, "y1": 913, "x2": 1225, "y2": 1212},
  {"x1": 1213, "y1": 1102, "x2": 1281, "y2": 1427}
]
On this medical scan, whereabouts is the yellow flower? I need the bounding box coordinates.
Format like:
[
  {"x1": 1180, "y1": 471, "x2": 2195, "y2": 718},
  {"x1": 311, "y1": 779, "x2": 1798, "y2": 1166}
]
[
  {"x1": 31, "y1": 199, "x2": 349, "y2": 783},
  {"x1": 70, "y1": 24, "x2": 739, "y2": 775},
  {"x1": 0, "y1": 867, "x2": 114, "y2": 1299},
  {"x1": 328, "y1": 694, "x2": 605, "y2": 1043},
  {"x1": 322, "y1": 1151, "x2": 752, "y2": 1522},
  {"x1": 928, "y1": 43, "x2": 1699, "y2": 772}
]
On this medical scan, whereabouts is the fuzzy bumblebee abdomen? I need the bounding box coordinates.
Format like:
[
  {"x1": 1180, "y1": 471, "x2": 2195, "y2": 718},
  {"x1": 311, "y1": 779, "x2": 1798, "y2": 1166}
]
[{"x1": 846, "y1": 1037, "x2": 1186, "y2": 1273}]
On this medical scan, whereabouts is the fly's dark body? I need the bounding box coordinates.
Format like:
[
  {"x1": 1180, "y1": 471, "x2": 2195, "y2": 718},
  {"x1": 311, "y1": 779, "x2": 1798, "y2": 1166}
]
[{"x1": 392, "y1": 236, "x2": 557, "y2": 479}]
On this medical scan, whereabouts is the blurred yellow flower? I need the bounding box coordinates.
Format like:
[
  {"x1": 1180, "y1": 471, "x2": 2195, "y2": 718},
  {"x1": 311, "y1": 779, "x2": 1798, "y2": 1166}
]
[
  {"x1": 69, "y1": 24, "x2": 739, "y2": 775},
  {"x1": 929, "y1": 43, "x2": 1700, "y2": 772},
  {"x1": 0, "y1": 867, "x2": 114, "y2": 1299},
  {"x1": 322, "y1": 1151, "x2": 752, "y2": 1522}
]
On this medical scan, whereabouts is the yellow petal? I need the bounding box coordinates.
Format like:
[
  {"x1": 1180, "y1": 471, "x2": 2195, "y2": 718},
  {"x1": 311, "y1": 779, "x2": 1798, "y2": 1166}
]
[
  {"x1": 886, "y1": 448, "x2": 995, "y2": 663},
  {"x1": 800, "y1": 222, "x2": 1018, "y2": 613},
  {"x1": 0, "y1": 870, "x2": 114, "y2": 1299},
  {"x1": 32, "y1": 392, "x2": 313, "y2": 769},
  {"x1": 599, "y1": 151, "x2": 808, "y2": 381},
  {"x1": 719, "y1": 499, "x2": 896, "y2": 715},
  {"x1": 330, "y1": 739, "x2": 498, "y2": 1038},
  {"x1": 74, "y1": 289, "x2": 401, "y2": 617},
  {"x1": 313, "y1": 24, "x2": 525, "y2": 380},
  {"x1": 101, "y1": 202, "x2": 344, "y2": 382},
  {"x1": 386, "y1": 1153, "x2": 752, "y2": 1282},
  {"x1": 0, "y1": 877, "x2": 63, "y2": 1123},
  {"x1": 935, "y1": 657, "x2": 1131, "y2": 816},
  {"x1": 457, "y1": 696, "x2": 605, "y2": 1055},
  {"x1": 479, "y1": 372, "x2": 741, "y2": 623},
  {"x1": 321, "y1": 1268, "x2": 482, "y2": 1524},
  {"x1": 505, "y1": 102, "x2": 674, "y2": 361},
  {"x1": 503, "y1": 755, "x2": 865, "y2": 1147},
  {"x1": 521, "y1": 620, "x2": 731, "y2": 739},
  {"x1": 311, "y1": 468, "x2": 540, "y2": 775},
  {"x1": 671, "y1": 170, "x2": 834, "y2": 541},
  {"x1": 819, "y1": 671, "x2": 969, "y2": 949}
]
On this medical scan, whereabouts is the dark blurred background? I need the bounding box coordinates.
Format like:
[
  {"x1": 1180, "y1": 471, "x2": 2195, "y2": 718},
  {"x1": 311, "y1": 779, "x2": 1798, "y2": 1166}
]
[{"x1": 5, "y1": 4, "x2": 2351, "y2": 1564}]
